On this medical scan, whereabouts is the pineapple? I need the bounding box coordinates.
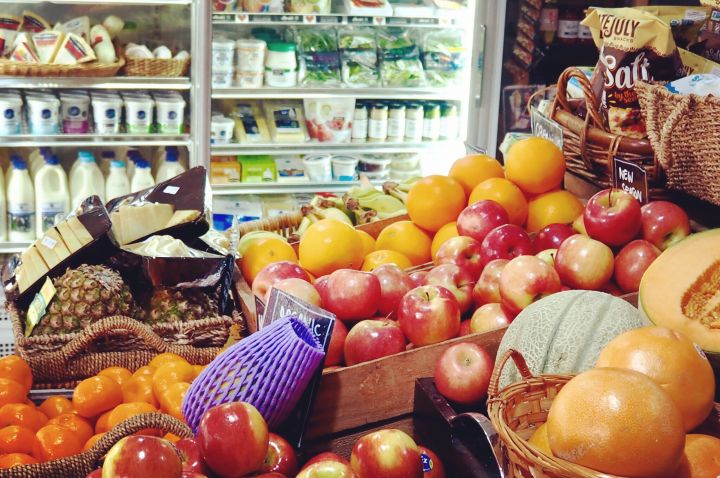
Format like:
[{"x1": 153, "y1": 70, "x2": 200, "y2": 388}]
[
  {"x1": 33, "y1": 265, "x2": 138, "y2": 336},
  {"x1": 145, "y1": 287, "x2": 220, "y2": 324}
]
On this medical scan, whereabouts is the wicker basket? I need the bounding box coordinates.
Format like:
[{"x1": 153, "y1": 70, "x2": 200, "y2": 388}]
[
  {"x1": 3, "y1": 413, "x2": 192, "y2": 478},
  {"x1": 637, "y1": 81, "x2": 720, "y2": 206},
  {"x1": 237, "y1": 211, "x2": 304, "y2": 239},
  {"x1": 550, "y1": 68, "x2": 666, "y2": 197},
  {"x1": 0, "y1": 59, "x2": 125, "y2": 78},
  {"x1": 123, "y1": 57, "x2": 190, "y2": 77},
  {"x1": 9, "y1": 308, "x2": 245, "y2": 388}
]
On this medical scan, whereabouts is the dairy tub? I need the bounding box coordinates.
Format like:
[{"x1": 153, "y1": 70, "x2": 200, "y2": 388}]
[
  {"x1": 156, "y1": 96, "x2": 186, "y2": 134},
  {"x1": 60, "y1": 94, "x2": 90, "y2": 134},
  {"x1": 303, "y1": 154, "x2": 332, "y2": 181},
  {"x1": 92, "y1": 96, "x2": 122, "y2": 134},
  {"x1": 124, "y1": 97, "x2": 154, "y2": 134},
  {"x1": 0, "y1": 95, "x2": 23, "y2": 135},
  {"x1": 332, "y1": 155, "x2": 358, "y2": 182},
  {"x1": 211, "y1": 116, "x2": 235, "y2": 144},
  {"x1": 27, "y1": 96, "x2": 60, "y2": 135}
]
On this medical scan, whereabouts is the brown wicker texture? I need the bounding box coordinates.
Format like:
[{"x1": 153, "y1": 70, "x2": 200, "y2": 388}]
[
  {"x1": 637, "y1": 81, "x2": 720, "y2": 206},
  {"x1": 487, "y1": 349, "x2": 617, "y2": 478},
  {"x1": 550, "y1": 68, "x2": 666, "y2": 197},
  {"x1": 2, "y1": 413, "x2": 192, "y2": 478},
  {"x1": 0, "y1": 59, "x2": 125, "y2": 78},
  {"x1": 9, "y1": 307, "x2": 245, "y2": 388},
  {"x1": 123, "y1": 57, "x2": 190, "y2": 77},
  {"x1": 237, "y1": 211, "x2": 304, "y2": 239}
]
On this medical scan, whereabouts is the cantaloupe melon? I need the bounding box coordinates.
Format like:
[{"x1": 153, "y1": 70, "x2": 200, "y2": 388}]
[{"x1": 495, "y1": 290, "x2": 647, "y2": 388}]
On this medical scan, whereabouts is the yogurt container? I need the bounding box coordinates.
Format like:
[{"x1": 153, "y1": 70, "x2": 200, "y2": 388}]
[
  {"x1": 236, "y1": 72, "x2": 263, "y2": 88},
  {"x1": 60, "y1": 93, "x2": 90, "y2": 134},
  {"x1": 211, "y1": 116, "x2": 235, "y2": 144},
  {"x1": 212, "y1": 38, "x2": 236, "y2": 72},
  {"x1": 237, "y1": 39, "x2": 266, "y2": 73},
  {"x1": 331, "y1": 155, "x2": 358, "y2": 182},
  {"x1": 155, "y1": 96, "x2": 186, "y2": 134},
  {"x1": 212, "y1": 70, "x2": 234, "y2": 88},
  {"x1": 124, "y1": 97, "x2": 154, "y2": 134},
  {"x1": 358, "y1": 157, "x2": 391, "y2": 173},
  {"x1": 302, "y1": 154, "x2": 332, "y2": 181},
  {"x1": 0, "y1": 95, "x2": 23, "y2": 135},
  {"x1": 27, "y1": 95, "x2": 60, "y2": 135},
  {"x1": 92, "y1": 96, "x2": 122, "y2": 134}
]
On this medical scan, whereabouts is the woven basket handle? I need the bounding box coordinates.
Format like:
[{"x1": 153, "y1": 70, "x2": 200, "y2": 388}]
[
  {"x1": 488, "y1": 349, "x2": 533, "y2": 398},
  {"x1": 88, "y1": 413, "x2": 193, "y2": 463},
  {"x1": 657, "y1": 95, "x2": 692, "y2": 172},
  {"x1": 552, "y1": 67, "x2": 604, "y2": 130},
  {"x1": 237, "y1": 211, "x2": 303, "y2": 237}
]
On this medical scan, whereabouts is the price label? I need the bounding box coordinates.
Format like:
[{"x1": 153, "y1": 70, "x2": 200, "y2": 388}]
[
  {"x1": 318, "y1": 15, "x2": 342, "y2": 24},
  {"x1": 387, "y1": 17, "x2": 409, "y2": 25},
  {"x1": 236, "y1": 14, "x2": 249, "y2": 23},
  {"x1": 612, "y1": 157, "x2": 648, "y2": 204},
  {"x1": 303, "y1": 14, "x2": 317, "y2": 24},
  {"x1": 531, "y1": 107, "x2": 563, "y2": 150},
  {"x1": 373, "y1": 16, "x2": 387, "y2": 25},
  {"x1": 416, "y1": 17, "x2": 439, "y2": 25},
  {"x1": 212, "y1": 13, "x2": 234, "y2": 22},
  {"x1": 349, "y1": 16, "x2": 373, "y2": 25}
]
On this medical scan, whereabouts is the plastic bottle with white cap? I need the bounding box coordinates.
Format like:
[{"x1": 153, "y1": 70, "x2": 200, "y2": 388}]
[
  {"x1": 7, "y1": 156, "x2": 35, "y2": 241},
  {"x1": 155, "y1": 148, "x2": 185, "y2": 183},
  {"x1": 71, "y1": 152, "x2": 106, "y2": 208},
  {"x1": 130, "y1": 158, "x2": 155, "y2": 193},
  {"x1": 0, "y1": 164, "x2": 6, "y2": 240},
  {"x1": 34, "y1": 155, "x2": 70, "y2": 237},
  {"x1": 29, "y1": 147, "x2": 51, "y2": 180},
  {"x1": 106, "y1": 160, "x2": 130, "y2": 200}
]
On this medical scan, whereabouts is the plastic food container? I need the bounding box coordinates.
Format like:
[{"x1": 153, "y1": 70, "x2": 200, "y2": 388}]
[
  {"x1": 236, "y1": 72, "x2": 264, "y2": 88},
  {"x1": 155, "y1": 96, "x2": 186, "y2": 134},
  {"x1": 391, "y1": 154, "x2": 421, "y2": 171},
  {"x1": 60, "y1": 93, "x2": 90, "y2": 134},
  {"x1": 211, "y1": 116, "x2": 235, "y2": 144},
  {"x1": 124, "y1": 96, "x2": 154, "y2": 134},
  {"x1": 265, "y1": 42, "x2": 297, "y2": 87},
  {"x1": 362, "y1": 170, "x2": 391, "y2": 181},
  {"x1": 212, "y1": 38, "x2": 236, "y2": 71},
  {"x1": 391, "y1": 167, "x2": 423, "y2": 180},
  {"x1": 237, "y1": 39, "x2": 266, "y2": 73},
  {"x1": 0, "y1": 95, "x2": 23, "y2": 135},
  {"x1": 332, "y1": 155, "x2": 358, "y2": 181},
  {"x1": 212, "y1": 71, "x2": 234, "y2": 88},
  {"x1": 358, "y1": 156, "x2": 391, "y2": 173},
  {"x1": 302, "y1": 154, "x2": 332, "y2": 181},
  {"x1": 27, "y1": 95, "x2": 60, "y2": 135},
  {"x1": 92, "y1": 96, "x2": 122, "y2": 134}
]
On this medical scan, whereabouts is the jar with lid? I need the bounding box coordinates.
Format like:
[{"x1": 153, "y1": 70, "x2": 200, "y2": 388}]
[
  {"x1": 439, "y1": 103, "x2": 458, "y2": 140},
  {"x1": 539, "y1": 0, "x2": 559, "y2": 45},
  {"x1": 404, "y1": 102, "x2": 424, "y2": 141},
  {"x1": 265, "y1": 42, "x2": 297, "y2": 87},
  {"x1": 557, "y1": 7, "x2": 580, "y2": 46},
  {"x1": 368, "y1": 103, "x2": 388, "y2": 142},
  {"x1": 422, "y1": 102, "x2": 440, "y2": 141},
  {"x1": 577, "y1": 9, "x2": 593, "y2": 47},
  {"x1": 351, "y1": 101, "x2": 368, "y2": 141},
  {"x1": 387, "y1": 103, "x2": 406, "y2": 141}
]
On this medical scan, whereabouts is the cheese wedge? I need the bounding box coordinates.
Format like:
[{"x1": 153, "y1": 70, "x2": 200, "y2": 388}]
[
  {"x1": 10, "y1": 40, "x2": 39, "y2": 63},
  {"x1": 22, "y1": 11, "x2": 50, "y2": 33},
  {"x1": 53, "y1": 33, "x2": 95, "y2": 65},
  {"x1": 59, "y1": 17, "x2": 90, "y2": 43},
  {"x1": 166, "y1": 210, "x2": 201, "y2": 228},
  {"x1": 18, "y1": 246, "x2": 49, "y2": 292},
  {"x1": 33, "y1": 31, "x2": 64, "y2": 64},
  {"x1": 67, "y1": 216, "x2": 93, "y2": 246},
  {"x1": 35, "y1": 229, "x2": 71, "y2": 269},
  {"x1": 110, "y1": 203, "x2": 174, "y2": 245},
  {"x1": 55, "y1": 222, "x2": 82, "y2": 253}
]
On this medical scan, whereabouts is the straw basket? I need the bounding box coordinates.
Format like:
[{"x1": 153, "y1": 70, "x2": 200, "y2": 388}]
[
  {"x1": 123, "y1": 57, "x2": 190, "y2": 77},
  {"x1": 0, "y1": 58, "x2": 125, "y2": 77},
  {"x1": 237, "y1": 211, "x2": 304, "y2": 239}
]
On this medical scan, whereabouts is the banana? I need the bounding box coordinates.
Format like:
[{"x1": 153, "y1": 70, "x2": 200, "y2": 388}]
[
  {"x1": 358, "y1": 194, "x2": 406, "y2": 217},
  {"x1": 313, "y1": 206, "x2": 354, "y2": 226},
  {"x1": 382, "y1": 177, "x2": 421, "y2": 204},
  {"x1": 237, "y1": 231, "x2": 287, "y2": 257}
]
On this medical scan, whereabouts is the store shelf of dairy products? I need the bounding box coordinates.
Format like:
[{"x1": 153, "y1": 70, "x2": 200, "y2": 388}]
[
  {"x1": 212, "y1": 180, "x2": 385, "y2": 195},
  {"x1": 211, "y1": 140, "x2": 458, "y2": 156},
  {"x1": 0, "y1": 77, "x2": 192, "y2": 91},
  {"x1": 212, "y1": 12, "x2": 468, "y2": 28},
  {"x1": 211, "y1": 87, "x2": 464, "y2": 101},
  {"x1": 2, "y1": 0, "x2": 192, "y2": 4},
  {"x1": 0, "y1": 134, "x2": 192, "y2": 148},
  {"x1": 0, "y1": 242, "x2": 31, "y2": 255}
]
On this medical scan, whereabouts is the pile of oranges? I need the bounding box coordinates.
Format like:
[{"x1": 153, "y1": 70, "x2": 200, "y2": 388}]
[{"x1": 0, "y1": 352, "x2": 202, "y2": 469}]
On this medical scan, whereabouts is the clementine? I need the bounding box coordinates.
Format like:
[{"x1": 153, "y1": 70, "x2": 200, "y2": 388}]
[
  {"x1": 48, "y1": 414, "x2": 93, "y2": 446},
  {"x1": 151, "y1": 361, "x2": 195, "y2": 400},
  {"x1": 0, "y1": 379, "x2": 26, "y2": 409},
  {"x1": 82, "y1": 433, "x2": 105, "y2": 452},
  {"x1": 72, "y1": 376, "x2": 122, "y2": 419},
  {"x1": 0, "y1": 404, "x2": 46, "y2": 431},
  {"x1": 0, "y1": 356, "x2": 32, "y2": 393},
  {"x1": 504, "y1": 137, "x2": 566, "y2": 195},
  {"x1": 148, "y1": 353, "x2": 187, "y2": 369},
  {"x1": 158, "y1": 382, "x2": 190, "y2": 421},
  {"x1": 241, "y1": 238, "x2": 297, "y2": 285},
  {"x1": 107, "y1": 402, "x2": 157, "y2": 429},
  {"x1": 121, "y1": 375, "x2": 159, "y2": 408},
  {"x1": 406, "y1": 175, "x2": 466, "y2": 232},
  {"x1": 673, "y1": 434, "x2": 720, "y2": 478},
  {"x1": 448, "y1": 154, "x2": 505, "y2": 196},
  {"x1": 94, "y1": 411, "x2": 112, "y2": 434},
  {"x1": 361, "y1": 250, "x2": 412, "y2": 271},
  {"x1": 132, "y1": 365, "x2": 157, "y2": 378},
  {"x1": 375, "y1": 221, "x2": 432, "y2": 266},
  {"x1": 469, "y1": 178, "x2": 528, "y2": 226},
  {"x1": 97, "y1": 367, "x2": 132, "y2": 388},
  {"x1": 0, "y1": 453, "x2": 37, "y2": 468},
  {"x1": 0, "y1": 426, "x2": 37, "y2": 455},
  {"x1": 33, "y1": 424, "x2": 83, "y2": 461},
  {"x1": 299, "y1": 219, "x2": 364, "y2": 277},
  {"x1": 356, "y1": 230, "x2": 376, "y2": 257},
  {"x1": 38, "y1": 396, "x2": 73, "y2": 419},
  {"x1": 430, "y1": 222, "x2": 459, "y2": 260},
  {"x1": 526, "y1": 190, "x2": 584, "y2": 233}
]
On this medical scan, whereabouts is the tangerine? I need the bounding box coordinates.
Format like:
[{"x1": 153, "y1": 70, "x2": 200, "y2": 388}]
[
  {"x1": 0, "y1": 404, "x2": 46, "y2": 431},
  {"x1": 97, "y1": 367, "x2": 132, "y2": 388},
  {"x1": 0, "y1": 453, "x2": 37, "y2": 468},
  {"x1": 82, "y1": 433, "x2": 104, "y2": 452},
  {"x1": 163, "y1": 432, "x2": 181, "y2": 444},
  {"x1": 431, "y1": 222, "x2": 459, "y2": 260},
  {"x1": 47, "y1": 414, "x2": 93, "y2": 446},
  {"x1": 33, "y1": 424, "x2": 83, "y2": 461},
  {"x1": 406, "y1": 175, "x2": 466, "y2": 232},
  {"x1": 375, "y1": 221, "x2": 432, "y2": 266},
  {"x1": 361, "y1": 250, "x2": 412, "y2": 271},
  {"x1": 241, "y1": 238, "x2": 297, "y2": 285},
  {"x1": 38, "y1": 396, "x2": 74, "y2": 419},
  {"x1": 132, "y1": 365, "x2": 158, "y2": 378},
  {"x1": 469, "y1": 178, "x2": 528, "y2": 226},
  {"x1": 0, "y1": 426, "x2": 37, "y2": 455},
  {"x1": 504, "y1": 137, "x2": 566, "y2": 195},
  {"x1": 107, "y1": 403, "x2": 157, "y2": 429},
  {"x1": 158, "y1": 382, "x2": 189, "y2": 421},
  {"x1": 148, "y1": 354, "x2": 188, "y2": 369},
  {"x1": 94, "y1": 411, "x2": 112, "y2": 434},
  {"x1": 673, "y1": 434, "x2": 720, "y2": 478},
  {"x1": 121, "y1": 375, "x2": 159, "y2": 408},
  {"x1": 356, "y1": 230, "x2": 376, "y2": 257},
  {"x1": 152, "y1": 362, "x2": 195, "y2": 400},
  {"x1": 72, "y1": 376, "x2": 122, "y2": 419},
  {"x1": 299, "y1": 219, "x2": 364, "y2": 277},
  {"x1": 0, "y1": 379, "x2": 26, "y2": 409},
  {"x1": 0, "y1": 357, "x2": 32, "y2": 393},
  {"x1": 448, "y1": 154, "x2": 505, "y2": 196},
  {"x1": 526, "y1": 190, "x2": 584, "y2": 233},
  {"x1": 192, "y1": 365, "x2": 205, "y2": 377}
]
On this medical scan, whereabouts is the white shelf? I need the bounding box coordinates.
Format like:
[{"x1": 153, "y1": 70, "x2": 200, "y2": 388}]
[
  {"x1": 0, "y1": 133, "x2": 191, "y2": 148},
  {"x1": 0, "y1": 242, "x2": 30, "y2": 254},
  {"x1": 212, "y1": 180, "x2": 385, "y2": 195},
  {"x1": 212, "y1": 87, "x2": 463, "y2": 100},
  {"x1": 0, "y1": 77, "x2": 191, "y2": 90},
  {"x1": 2, "y1": 0, "x2": 191, "y2": 4},
  {"x1": 212, "y1": 11, "x2": 467, "y2": 28},
  {"x1": 211, "y1": 139, "x2": 458, "y2": 156}
]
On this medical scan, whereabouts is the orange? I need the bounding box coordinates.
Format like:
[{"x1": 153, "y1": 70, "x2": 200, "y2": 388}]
[
  {"x1": 107, "y1": 402, "x2": 157, "y2": 429},
  {"x1": 97, "y1": 367, "x2": 132, "y2": 388},
  {"x1": 152, "y1": 361, "x2": 195, "y2": 400},
  {"x1": 0, "y1": 356, "x2": 32, "y2": 393},
  {"x1": 526, "y1": 190, "x2": 584, "y2": 233},
  {"x1": 469, "y1": 178, "x2": 528, "y2": 226},
  {"x1": 504, "y1": 137, "x2": 566, "y2": 195},
  {"x1": 298, "y1": 219, "x2": 364, "y2": 277},
  {"x1": 33, "y1": 424, "x2": 83, "y2": 461},
  {"x1": 38, "y1": 396, "x2": 73, "y2": 419},
  {"x1": 149, "y1": 353, "x2": 189, "y2": 369},
  {"x1": 361, "y1": 250, "x2": 412, "y2": 271},
  {"x1": 0, "y1": 379, "x2": 26, "y2": 409},
  {"x1": 72, "y1": 376, "x2": 122, "y2": 419},
  {"x1": 0, "y1": 453, "x2": 37, "y2": 468},
  {"x1": 0, "y1": 426, "x2": 37, "y2": 455},
  {"x1": 47, "y1": 414, "x2": 93, "y2": 446},
  {"x1": 94, "y1": 411, "x2": 112, "y2": 434},
  {"x1": 0, "y1": 404, "x2": 47, "y2": 431},
  {"x1": 241, "y1": 238, "x2": 297, "y2": 285},
  {"x1": 163, "y1": 432, "x2": 181, "y2": 444},
  {"x1": 527, "y1": 423, "x2": 552, "y2": 456},
  {"x1": 82, "y1": 433, "x2": 104, "y2": 452},
  {"x1": 158, "y1": 382, "x2": 189, "y2": 421},
  {"x1": 375, "y1": 221, "x2": 432, "y2": 266},
  {"x1": 356, "y1": 230, "x2": 376, "y2": 257},
  {"x1": 673, "y1": 434, "x2": 720, "y2": 478},
  {"x1": 448, "y1": 154, "x2": 505, "y2": 196},
  {"x1": 133, "y1": 365, "x2": 158, "y2": 378},
  {"x1": 192, "y1": 365, "x2": 205, "y2": 377},
  {"x1": 122, "y1": 375, "x2": 159, "y2": 408},
  {"x1": 406, "y1": 175, "x2": 466, "y2": 232},
  {"x1": 431, "y1": 222, "x2": 459, "y2": 260}
]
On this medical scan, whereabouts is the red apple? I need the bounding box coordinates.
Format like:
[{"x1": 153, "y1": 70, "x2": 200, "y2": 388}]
[
  {"x1": 314, "y1": 275, "x2": 330, "y2": 304},
  {"x1": 534, "y1": 223, "x2": 575, "y2": 252},
  {"x1": 259, "y1": 433, "x2": 298, "y2": 477},
  {"x1": 434, "y1": 342, "x2": 493, "y2": 405},
  {"x1": 640, "y1": 201, "x2": 691, "y2": 250},
  {"x1": 535, "y1": 248, "x2": 557, "y2": 267},
  {"x1": 613, "y1": 239, "x2": 661, "y2": 293},
  {"x1": 177, "y1": 438, "x2": 209, "y2": 476},
  {"x1": 456, "y1": 200, "x2": 509, "y2": 244},
  {"x1": 302, "y1": 452, "x2": 350, "y2": 470},
  {"x1": 398, "y1": 286, "x2": 461, "y2": 347},
  {"x1": 555, "y1": 234, "x2": 614, "y2": 290},
  {"x1": 434, "y1": 236, "x2": 484, "y2": 278},
  {"x1": 602, "y1": 281, "x2": 624, "y2": 297},
  {"x1": 472, "y1": 259, "x2": 508, "y2": 307},
  {"x1": 409, "y1": 271, "x2": 428, "y2": 288},
  {"x1": 182, "y1": 474, "x2": 209, "y2": 478},
  {"x1": 197, "y1": 402, "x2": 269, "y2": 478},
  {"x1": 326, "y1": 319, "x2": 348, "y2": 367},
  {"x1": 373, "y1": 264, "x2": 414, "y2": 318},
  {"x1": 459, "y1": 320, "x2": 472, "y2": 336},
  {"x1": 252, "y1": 261, "x2": 311, "y2": 298},
  {"x1": 418, "y1": 446, "x2": 446, "y2": 478},
  {"x1": 297, "y1": 461, "x2": 355, "y2": 478},
  {"x1": 351, "y1": 429, "x2": 423, "y2": 478},
  {"x1": 583, "y1": 188, "x2": 642, "y2": 247},
  {"x1": 103, "y1": 436, "x2": 182, "y2": 478},
  {"x1": 253, "y1": 474, "x2": 286, "y2": 478},
  {"x1": 469, "y1": 303, "x2": 513, "y2": 334},
  {"x1": 480, "y1": 224, "x2": 534, "y2": 266},
  {"x1": 324, "y1": 270, "x2": 381, "y2": 321},
  {"x1": 499, "y1": 255, "x2": 561, "y2": 313},
  {"x1": 424, "y1": 264, "x2": 475, "y2": 314},
  {"x1": 266, "y1": 278, "x2": 322, "y2": 307},
  {"x1": 86, "y1": 470, "x2": 102, "y2": 478},
  {"x1": 344, "y1": 319, "x2": 407, "y2": 366}
]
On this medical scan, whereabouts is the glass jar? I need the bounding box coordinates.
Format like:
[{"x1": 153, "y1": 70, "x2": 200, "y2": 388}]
[
  {"x1": 557, "y1": 7, "x2": 580, "y2": 46},
  {"x1": 368, "y1": 103, "x2": 388, "y2": 141},
  {"x1": 264, "y1": 42, "x2": 297, "y2": 87},
  {"x1": 351, "y1": 101, "x2": 368, "y2": 141},
  {"x1": 539, "y1": 0, "x2": 559, "y2": 45},
  {"x1": 440, "y1": 103, "x2": 458, "y2": 140},
  {"x1": 387, "y1": 103, "x2": 406, "y2": 141},
  {"x1": 422, "y1": 102, "x2": 440, "y2": 141},
  {"x1": 404, "y1": 102, "x2": 424, "y2": 141}
]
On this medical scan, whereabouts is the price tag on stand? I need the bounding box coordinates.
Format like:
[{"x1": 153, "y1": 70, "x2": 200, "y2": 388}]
[
  {"x1": 530, "y1": 107, "x2": 563, "y2": 150},
  {"x1": 303, "y1": 14, "x2": 317, "y2": 24},
  {"x1": 612, "y1": 157, "x2": 648, "y2": 205}
]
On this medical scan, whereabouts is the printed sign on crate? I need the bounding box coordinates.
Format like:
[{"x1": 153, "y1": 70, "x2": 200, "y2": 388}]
[
  {"x1": 531, "y1": 107, "x2": 563, "y2": 150},
  {"x1": 612, "y1": 157, "x2": 648, "y2": 205}
]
